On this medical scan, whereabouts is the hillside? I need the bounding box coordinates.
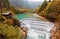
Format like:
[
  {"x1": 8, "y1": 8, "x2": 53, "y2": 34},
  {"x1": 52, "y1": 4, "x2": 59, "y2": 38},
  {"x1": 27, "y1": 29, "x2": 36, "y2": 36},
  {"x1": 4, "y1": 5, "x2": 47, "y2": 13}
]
[
  {"x1": 0, "y1": 0, "x2": 27, "y2": 39},
  {"x1": 36, "y1": 0, "x2": 60, "y2": 39},
  {"x1": 36, "y1": 0, "x2": 60, "y2": 22}
]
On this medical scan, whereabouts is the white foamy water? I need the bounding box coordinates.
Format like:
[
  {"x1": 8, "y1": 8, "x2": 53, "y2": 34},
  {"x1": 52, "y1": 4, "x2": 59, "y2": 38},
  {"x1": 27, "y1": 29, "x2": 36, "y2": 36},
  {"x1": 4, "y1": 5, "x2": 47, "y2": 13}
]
[{"x1": 20, "y1": 17, "x2": 54, "y2": 39}]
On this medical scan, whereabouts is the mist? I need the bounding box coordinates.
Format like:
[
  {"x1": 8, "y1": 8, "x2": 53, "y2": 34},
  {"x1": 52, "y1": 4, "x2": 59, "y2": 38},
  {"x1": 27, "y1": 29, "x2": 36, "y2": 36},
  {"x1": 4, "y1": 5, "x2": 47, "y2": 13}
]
[{"x1": 9, "y1": 0, "x2": 43, "y2": 9}]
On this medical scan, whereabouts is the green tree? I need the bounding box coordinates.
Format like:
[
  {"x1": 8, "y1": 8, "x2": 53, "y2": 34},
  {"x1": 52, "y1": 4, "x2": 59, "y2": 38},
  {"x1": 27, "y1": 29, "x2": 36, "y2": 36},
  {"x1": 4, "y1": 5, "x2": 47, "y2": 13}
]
[
  {"x1": 1, "y1": 0, "x2": 10, "y2": 11},
  {"x1": 36, "y1": 0, "x2": 48, "y2": 13}
]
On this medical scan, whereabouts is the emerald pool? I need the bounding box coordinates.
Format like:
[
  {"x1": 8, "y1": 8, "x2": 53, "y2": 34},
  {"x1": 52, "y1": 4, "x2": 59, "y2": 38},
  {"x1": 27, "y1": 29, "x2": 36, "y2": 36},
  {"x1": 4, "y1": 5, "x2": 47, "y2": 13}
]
[
  {"x1": 15, "y1": 13, "x2": 33, "y2": 20},
  {"x1": 15, "y1": 13, "x2": 27, "y2": 20}
]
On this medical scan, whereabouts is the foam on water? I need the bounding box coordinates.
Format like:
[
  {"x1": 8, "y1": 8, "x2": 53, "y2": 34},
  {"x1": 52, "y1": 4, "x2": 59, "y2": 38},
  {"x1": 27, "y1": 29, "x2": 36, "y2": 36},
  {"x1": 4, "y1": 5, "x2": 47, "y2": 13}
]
[
  {"x1": 20, "y1": 18, "x2": 54, "y2": 39},
  {"x1": 16, "y1": 13, "x2": 54, "y2": 39}
]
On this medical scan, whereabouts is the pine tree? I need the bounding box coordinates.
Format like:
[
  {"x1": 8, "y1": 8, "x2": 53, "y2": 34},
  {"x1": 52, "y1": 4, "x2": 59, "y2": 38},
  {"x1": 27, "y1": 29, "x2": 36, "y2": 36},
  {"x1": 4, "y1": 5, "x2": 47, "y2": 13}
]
[{"x1": 36, "y1": 0, "x2": 48, "y2": 13}]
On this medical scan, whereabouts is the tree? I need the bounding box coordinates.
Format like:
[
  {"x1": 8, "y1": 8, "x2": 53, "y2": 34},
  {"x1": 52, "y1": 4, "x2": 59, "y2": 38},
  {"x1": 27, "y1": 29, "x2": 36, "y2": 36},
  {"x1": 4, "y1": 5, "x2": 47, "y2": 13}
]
[
  {"x1": 0, "y1": 0, "x2": 10, "y2": 12},
  {"x1": 36, "y1": 0, "x2": 48, "y2": 13},
  {"x1": 49, "y1": 0, "x2": 51, "y2": 2}
]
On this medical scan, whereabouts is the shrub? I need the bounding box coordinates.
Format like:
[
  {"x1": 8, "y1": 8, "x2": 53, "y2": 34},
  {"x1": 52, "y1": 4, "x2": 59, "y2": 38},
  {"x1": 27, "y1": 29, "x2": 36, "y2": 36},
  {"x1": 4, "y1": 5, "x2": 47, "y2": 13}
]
[{"x1": 0, "y1": 23, "x2": 22, "y2": 39}]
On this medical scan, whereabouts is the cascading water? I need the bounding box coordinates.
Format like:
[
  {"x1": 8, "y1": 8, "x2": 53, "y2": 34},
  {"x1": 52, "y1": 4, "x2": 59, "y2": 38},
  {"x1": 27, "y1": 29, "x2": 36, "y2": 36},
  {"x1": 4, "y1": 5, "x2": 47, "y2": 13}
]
[
  {"x1": 15, "y1": 13, "x2": 54, "y2": 39},
  {"x1": 20, "y1": 18, "x2": 54, "y2": 39}
]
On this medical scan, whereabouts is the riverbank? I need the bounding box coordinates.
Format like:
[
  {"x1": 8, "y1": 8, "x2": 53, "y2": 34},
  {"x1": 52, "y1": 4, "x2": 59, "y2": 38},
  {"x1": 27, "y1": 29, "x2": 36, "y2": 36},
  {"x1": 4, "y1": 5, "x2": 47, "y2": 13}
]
[
  {"x1": 14, "y1": 7, "x2": 34, "y2": 14},
  {"x1": 32, "y1": 13, "x2": 49, "y2": 21},
  {"x1": 0, "y1": 10, "x2": 28, "y2": 39},
  {"x1": 50, "y1": 21, "x2": 60, "y2": 39}
]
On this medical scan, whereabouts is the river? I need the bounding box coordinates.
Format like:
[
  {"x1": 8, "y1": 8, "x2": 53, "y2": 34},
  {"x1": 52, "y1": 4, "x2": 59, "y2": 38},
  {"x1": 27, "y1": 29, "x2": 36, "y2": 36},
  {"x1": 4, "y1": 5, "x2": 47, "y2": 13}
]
[{"x1": 15, "y1": 13, "x2": 54, "y2": 39}]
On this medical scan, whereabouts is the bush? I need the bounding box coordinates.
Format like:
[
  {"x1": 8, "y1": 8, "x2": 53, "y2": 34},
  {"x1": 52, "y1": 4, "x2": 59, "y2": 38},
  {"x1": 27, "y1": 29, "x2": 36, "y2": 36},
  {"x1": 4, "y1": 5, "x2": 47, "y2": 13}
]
[{"x1": 0, "y1": 23, "x2": 22, "y2": 39}]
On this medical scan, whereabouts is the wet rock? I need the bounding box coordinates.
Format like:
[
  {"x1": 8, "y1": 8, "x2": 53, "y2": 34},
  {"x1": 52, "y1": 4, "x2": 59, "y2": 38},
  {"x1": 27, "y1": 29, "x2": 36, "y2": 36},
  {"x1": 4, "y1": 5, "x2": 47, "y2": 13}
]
[
  {"x1": 50, "y1": 22, "x2": 60, "y2": 39},
  {"x1": 20, "y1": 27, "x2": 28, "y2": 39},
  {"x1": 12, "y1": 18, "x2": 20, "y2": 27}
]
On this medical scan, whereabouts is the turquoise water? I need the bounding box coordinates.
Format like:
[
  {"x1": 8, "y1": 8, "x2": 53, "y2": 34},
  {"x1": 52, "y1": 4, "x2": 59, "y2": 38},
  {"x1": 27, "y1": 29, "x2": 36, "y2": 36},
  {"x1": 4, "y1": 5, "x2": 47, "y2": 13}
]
[
  {"x1": 26, "y1": 34, "x2": 45, "y2": 39},
  {"x1": 15, "y1": 13, "x2": 32, "y2": 20},
  {"x1": 15, "y1": 13, "x2": 27, "y2": 20}
]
